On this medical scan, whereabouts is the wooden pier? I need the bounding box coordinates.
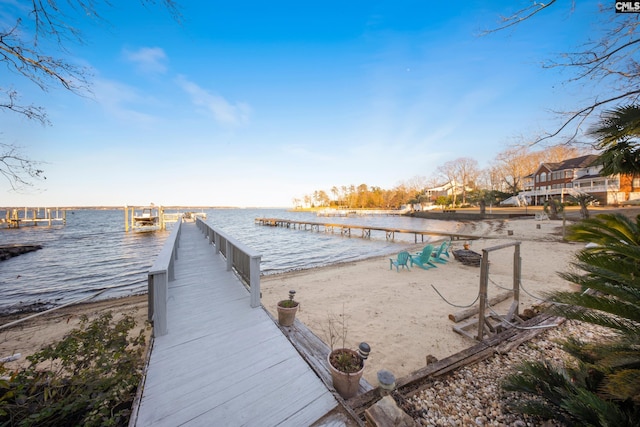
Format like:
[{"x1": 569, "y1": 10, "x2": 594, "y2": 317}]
[
  {"x1": 255, "y1": 217, "x2": 480, "y2": 243},
  {"x1": 0, "y1": 208, "x2": 66, "y2": 229},
  {"x1": 132, "y1": 220, "x2": 366, "y2": 426}
]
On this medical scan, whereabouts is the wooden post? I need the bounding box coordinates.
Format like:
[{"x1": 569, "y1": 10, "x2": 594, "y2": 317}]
[
  {"x1": 124, "y1": 206, "x2": 129, "y2": 232},
  {"x1": 513, "y1": 243, "x2": 521, "y2": 317},
  {"x1": 147, "y1": 273, "x2": 154, "y2": 322},
  {"x1": 226, "y1": 240, "x2": 233, "y2": 271},
  {"x1": 250, "y1": 255, "x2": 261, "y2": 308},
  {"x1": 477, "y1": 249, "x2": 490, "y2": 341},
  {"x1": 152, "y1": 271, "x2": 168, "y2": 336}
]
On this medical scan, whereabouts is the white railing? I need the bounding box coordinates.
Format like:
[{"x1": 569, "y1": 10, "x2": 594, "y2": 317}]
[
  {"x1": 196, "y1": 217, "x2": 262, "y2": 308},
  {"x1": 147, "y1": 219, "x2": 182, "y2": 337}
]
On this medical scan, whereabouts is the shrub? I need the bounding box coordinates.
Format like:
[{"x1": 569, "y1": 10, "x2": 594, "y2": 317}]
[
  {"x1": 501, "y1": 214, "x2": 640, "y2": 425},
  {"x1": 0, "y1": 312, "x2": 147, "y2": 427}
]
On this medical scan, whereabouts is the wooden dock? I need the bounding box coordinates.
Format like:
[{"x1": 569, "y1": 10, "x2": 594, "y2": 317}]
[
  {"x1": 132, "y1": 222, "x2": 358, "y2": 426},
  {"x1": 0, "y1": 208, "x2": 66, "y2": 228},
  {"x1": 255, "y1": 217, "x2": 481, "y2": 243}
]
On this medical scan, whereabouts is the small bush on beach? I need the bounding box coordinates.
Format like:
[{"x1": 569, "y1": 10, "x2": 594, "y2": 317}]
[{"x1": 0, "y1": 312, "x2": 147, "y2": 427}]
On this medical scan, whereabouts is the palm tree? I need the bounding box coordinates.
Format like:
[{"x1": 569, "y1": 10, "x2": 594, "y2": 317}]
[
  {"x1": 568, "y1": 192, "x2": 597, "y2": 219},
  {"x1": 501, "y1": 213, "x2": 640, "y2": 425},
  {"x1": 588, "y1": 105, "x2": 640, "y2": 186}
]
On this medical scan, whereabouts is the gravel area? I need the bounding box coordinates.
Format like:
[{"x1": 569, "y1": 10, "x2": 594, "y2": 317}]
[{"x1": 406, "y1": 320, "x2": 615, "y2": 426}]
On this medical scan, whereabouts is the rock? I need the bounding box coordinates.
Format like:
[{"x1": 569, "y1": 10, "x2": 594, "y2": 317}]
[
  {"x1": 0, "y1": 244, "x2": 43, "y2": 261},
  {"x1": 365, "y1": 395, "x2": 418, "y2": 427}
]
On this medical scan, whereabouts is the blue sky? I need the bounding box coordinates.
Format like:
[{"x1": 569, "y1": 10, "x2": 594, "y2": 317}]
[{"x1": 1, "y1": 1, "x2": 607, "y2": 207}]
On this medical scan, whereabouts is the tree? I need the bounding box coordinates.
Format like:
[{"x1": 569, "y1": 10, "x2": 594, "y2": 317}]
[
  {"x1": 588, "y1": 105, "x2": 640, "y2": 190},
  {"x1": 491, "y1": 144, "x2": 589, "y2": 196},
  {"x1": 450, "y1": 157, "x2": 479, "y2": 205},
  {"x1": 502, "y1": 213, "x2": 640, "y2": 425},
  {"x1": 437, "y1": 160, "x2": 459, "y2": 206},
  {"x1": 492, "y1": 145, "x2": 539, "y2": 194},
  {"x1": 489, "y1": 2, "x2": 640, "y2": 144},
  {"x1": 568, "y1": 192, "x2": 597, "y2": 219},
  {"x1": 0, "y1": 143, "x2": 45, "y2": 190},
  {"x1": 0, "y1": 1, "x2": 180, "y2": 189},
  {"x1": 330, "y1": 186, "x2": 339, "y2": 206}
]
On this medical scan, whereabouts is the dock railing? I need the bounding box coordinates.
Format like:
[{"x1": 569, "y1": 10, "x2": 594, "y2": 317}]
[
  {"x1": 147, "y1": 218, "x2": 182, "y2": 337},
  {"x1": 196, "y1": 217, "x2": 262, "y2": 308}
]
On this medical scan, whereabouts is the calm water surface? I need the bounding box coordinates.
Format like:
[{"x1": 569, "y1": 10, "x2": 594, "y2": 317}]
[{"x1": 0, "y1": 208, "x2": 457, "y2": 313}]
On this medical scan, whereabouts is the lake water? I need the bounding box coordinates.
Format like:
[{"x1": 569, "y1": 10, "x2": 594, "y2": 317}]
[{"x1": 0, "y1": 208, "x2": 458, "y2": 314}]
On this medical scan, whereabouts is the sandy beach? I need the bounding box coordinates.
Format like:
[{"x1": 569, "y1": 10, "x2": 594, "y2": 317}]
[
  {"x1": 0, "y1": 209, "x2": 632, "y2": 387},
  {"x1": 261, "y1": 216, "x2": 582, "y2": 385}
]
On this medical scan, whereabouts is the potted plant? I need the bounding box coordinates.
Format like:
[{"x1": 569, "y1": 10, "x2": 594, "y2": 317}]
[
  {"x1": 324, "y1": 311, "x2": 371, "y2": 399},
  {"x1": 327, "y1": 342, "x2": 370, "y2": 399},
  {"x1": 276, "y1": 290, "x2": 299, "y2": 327}
]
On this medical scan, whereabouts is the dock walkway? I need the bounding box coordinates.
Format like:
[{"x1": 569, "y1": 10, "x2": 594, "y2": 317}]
[
  {"x1": 133, "y1": 222, "x2": 340, "y2": 426},
  {"x1": 255, "y1": 217, "x2": 481, "y2": 243}
]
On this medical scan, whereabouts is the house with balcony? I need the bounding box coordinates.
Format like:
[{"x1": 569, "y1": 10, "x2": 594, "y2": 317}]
[{"x1": 519, "y1": 154, "x2": 639, "y2": 206}]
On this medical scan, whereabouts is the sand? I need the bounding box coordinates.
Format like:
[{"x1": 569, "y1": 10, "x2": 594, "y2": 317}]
[
  {"x1": 0, "y1": 214, "x2": 599, "y2": 386},
  {"x1": 260, "y1": 216, "x2": 582, "y2": 385}
]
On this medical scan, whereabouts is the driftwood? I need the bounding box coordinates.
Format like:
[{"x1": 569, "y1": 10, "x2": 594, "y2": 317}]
[
  {"x1": 348, "y1": 314, "x2": 562, "y2": 417},
  {"x1": 448, "y1": 291, "x2": 513, "y2": 323}
]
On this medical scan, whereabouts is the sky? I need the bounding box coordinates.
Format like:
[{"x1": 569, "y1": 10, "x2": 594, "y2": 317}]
[{"x1": 0, "y1": 1, "x2": 611, "y2": 207}]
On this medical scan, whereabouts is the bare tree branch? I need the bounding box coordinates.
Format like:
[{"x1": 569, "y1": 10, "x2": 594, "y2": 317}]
[
  {"x1": 481, "y1": 0, "x2": 557, "y2": 35},
  {"x1": 0, "y1": 143, "x2": 46, "y2": 191},
  {"x1": 0, "y1": 1, "x2": 181, "y2": 190},
  {"x1": 486, "y1": 3, "x2": 640, "y2": 145},
  {"x1": 538, "y1": 90, "x2": 640, "y2": 143}
]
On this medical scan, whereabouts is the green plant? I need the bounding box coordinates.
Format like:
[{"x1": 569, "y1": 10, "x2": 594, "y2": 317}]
[
  {"x1": 543, "y1": 198, "x2": 564, "y2": 219},
  {"x1": 278, "y1": 299, "x2": 298, "y2": 308},
  {"x1": 567, "y1": 193, "x2": 597, "y2": 219},
  {"x1": 0, "y1": 312, "x2": 147, "y2": 427},
  {"x1": 501, "y1": 213, "x2": 640, "y2": 425},
  {"x1": 277, "y1": 289, "x2": 298, "y2": 308}
]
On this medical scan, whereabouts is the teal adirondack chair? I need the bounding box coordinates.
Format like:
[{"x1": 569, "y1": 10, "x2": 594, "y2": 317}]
[
  {"x1": 410, "y1": 245, "x2": 437, "y2": 270},
  {"x1": 389, "y1": 251, "x2": 411, "y2": 272},
  {"x1": 431, "y1": 241, "x2": 451, "y2": 263}
]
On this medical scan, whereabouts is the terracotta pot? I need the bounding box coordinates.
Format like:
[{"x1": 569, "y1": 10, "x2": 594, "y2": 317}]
[
  {"x1": 327, "y1": 349, "x2": 364, "y2": 399},
  {"x1": 276, "y1": 301, "x2": 299, "y2": 326}
]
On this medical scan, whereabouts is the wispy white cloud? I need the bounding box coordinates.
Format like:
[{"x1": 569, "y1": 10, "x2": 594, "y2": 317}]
[
  {"x1": 175, "y1": 75, "x2": 251, "y2": 126},
  {"x1": 91, "y1": 78, "x2": 158, "y2": 124},
  {"x1": 122, "y1": 47, "x2": 168, "y2": 74}
]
